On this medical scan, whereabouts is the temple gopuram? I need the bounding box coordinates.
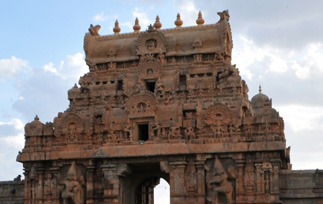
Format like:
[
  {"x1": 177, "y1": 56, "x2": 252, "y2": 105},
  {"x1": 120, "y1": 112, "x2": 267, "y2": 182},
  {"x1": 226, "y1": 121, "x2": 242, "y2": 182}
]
[{"x1": 1, "y1": 10, "x2": 322, "y2": 204}]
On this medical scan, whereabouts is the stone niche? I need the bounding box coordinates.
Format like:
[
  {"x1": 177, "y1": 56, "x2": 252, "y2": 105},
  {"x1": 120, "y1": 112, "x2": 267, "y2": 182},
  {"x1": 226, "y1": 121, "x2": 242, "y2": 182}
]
[{"x1": 14, "y1": 10, "x2": 323, "y2": 204}]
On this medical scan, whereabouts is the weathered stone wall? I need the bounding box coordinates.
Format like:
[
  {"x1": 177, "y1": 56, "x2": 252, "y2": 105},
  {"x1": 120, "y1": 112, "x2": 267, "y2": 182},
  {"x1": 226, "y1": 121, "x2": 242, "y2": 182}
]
[
  {"x1": 280, "y1": 170, "x2": 323, "y2": 204},
  {"x1": 0, "y1": 181, "x2": 24, "y2": 204}
]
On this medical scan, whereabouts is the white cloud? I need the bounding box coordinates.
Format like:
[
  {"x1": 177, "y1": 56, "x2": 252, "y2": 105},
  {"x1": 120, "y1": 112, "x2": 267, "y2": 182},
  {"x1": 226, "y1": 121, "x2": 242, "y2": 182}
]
[
  {"x1": 0, "y1": 118, "x2": 24, "y2": 131},
  {"x1": 233, "y1": 36, "x2": 323, "y2": 83},
  {"x1": 42, "y1": 52, "x2": 88, "y2": 81},
  {"x1": 232, "y1": 36, "x2": 266, "y2": 80},
  {"x1": 120, "y1": 22, "x2": 133, "y2": 32},
  {"x1": 133, "y1": 7, "x2": 152, "y2": 30},
  {"x1": 92, "y1": 12, "x2": 109, "y2": 22},
  {"x1": 277, "y1": 104, "x2": 323, "y2": 132},
  {"x1": 43, "y1": 62, "x2": 58, "y2": 75},
  {"x1": 0, "y1": 118, "x2": 24, "y2": 149},
  {"x1": 268, "y1": 55, "x2": 288, "y2": 73},
  {"x1": 176, "y1": 0, "x2": 199, "y2": 26},
  {"x1": 0, "y1": 56, "x2": 29, "y2": 82},
  {"x1": 1, "y1": 133, "x2": 24, "y2": 149}
]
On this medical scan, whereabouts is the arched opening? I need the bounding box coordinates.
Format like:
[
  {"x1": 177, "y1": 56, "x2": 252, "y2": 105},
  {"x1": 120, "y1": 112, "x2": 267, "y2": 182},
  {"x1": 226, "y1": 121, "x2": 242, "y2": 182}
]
[
  {"x1": 121, "y1": 163, "x2": 169, "y2": 204},
  {"x1": 135, "y1": 177, "x2": 159, "y2": 204},
  {"x1": 154, "y1": 178, "x2": 170, "y2": 204}
]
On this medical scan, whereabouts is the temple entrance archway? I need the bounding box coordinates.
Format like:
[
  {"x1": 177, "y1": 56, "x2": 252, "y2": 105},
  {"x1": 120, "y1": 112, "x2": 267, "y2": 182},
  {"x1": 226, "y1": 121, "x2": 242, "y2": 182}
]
[
  {"x1": 121, "y1": 162, "x2": 169, "y2": 204},
  {"x1": 154, "y1": 178, "x2": 170, "y2": 204}
]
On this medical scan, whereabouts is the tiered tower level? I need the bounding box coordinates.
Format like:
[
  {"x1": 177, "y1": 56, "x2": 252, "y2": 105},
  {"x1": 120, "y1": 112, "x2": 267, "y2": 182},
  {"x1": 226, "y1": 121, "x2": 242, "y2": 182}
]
[{"x1": 18, "y1": 11, "x2": 291, "y2": 204}]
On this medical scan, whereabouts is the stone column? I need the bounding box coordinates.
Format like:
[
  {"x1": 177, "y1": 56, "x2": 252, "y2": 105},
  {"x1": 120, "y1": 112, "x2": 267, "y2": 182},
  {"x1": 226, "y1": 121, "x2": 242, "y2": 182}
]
[
  {"x1": 86, "y1": 165, "x2": 95, "y2": 204},
  {"x1": 101, "y1": 163, "x2": 131, "y2": 204},
  {"x1": 271, "y1": 159, "x2": 281, "y2": 202},
  {"x1": 235, "y1": 159, "x2": 245, "y2": 203},
  {"x1": 50, "y1": 167, "x2": 59, "y2": 204},
  {"x1": 195, "y1": 162, "x2": 205, "y2": 204},
  {"x1": 24, "y1": 168, "x2": 31, "y2": 204},
  {"x1": 255, "y1": 163, "x2": 263, "y2": 193},
  {"x1": 235, "y1": 160, "x2": 245, "y2": 194},
  {"x1": 101, "y1": 163, "x2": 118, "y2": 203},
  {"x1": 36, "y1": 168, "x2": 44, "y2": 204},
  {"x1": 169, "y1": 161, "x2": 187, "y2": 204}
]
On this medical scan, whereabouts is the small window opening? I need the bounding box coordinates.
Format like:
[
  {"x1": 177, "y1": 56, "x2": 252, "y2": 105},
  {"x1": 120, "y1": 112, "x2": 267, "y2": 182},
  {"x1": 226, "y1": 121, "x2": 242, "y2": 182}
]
[
  {"x1": 117, "y1": 80, "x2": 123, "y2": 91},
  {"x1": 138, "y1": 124, "x2": 149, "y2": 142},
  {"x1": 146, "y1": 81, "x2": 156, "y2": 93},
  {"x1": 179, "y1": 75, "x2": 186, "y2": 90}
]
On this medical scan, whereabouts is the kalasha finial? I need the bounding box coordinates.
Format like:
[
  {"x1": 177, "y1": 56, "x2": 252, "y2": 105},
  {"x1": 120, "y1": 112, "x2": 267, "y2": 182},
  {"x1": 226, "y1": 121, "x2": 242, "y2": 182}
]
[
  {"x1": 175, "y1": 13, "x2": 183, "y2": 28},
  {"x1": 113, "y1": 20, "x2": 121, "y2": 34},
  {"x1": 259, "y1": 85, "x2": 262, "y2": 93},
  {"x1": 154, "y1": 15, "x2": 162, "y2": 30},
  {"x1": 133, "y1": 17, "x2": 141, "y2": 32},
  {"x1": 196, "y1": 11, "x2": 205, "y2": 25},
  {"x1": 34, "y1": 115, "x2": 39, "y2": 121}
]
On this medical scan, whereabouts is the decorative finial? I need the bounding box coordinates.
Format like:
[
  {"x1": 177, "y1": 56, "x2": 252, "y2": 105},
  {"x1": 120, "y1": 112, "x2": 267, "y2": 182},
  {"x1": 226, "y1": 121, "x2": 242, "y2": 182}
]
[
  {"x1": 88, "y1": 24, "x2": 101, "y2": 36},
  {"x1": 147, "y1": 24, "x2": 155, "y2": 32},
  {"x1": 175, "y1": 13, "x2": 183, "y2": 28},
  {"x1": 113, "y1": 20, "x2": 121, "y2": 34},
  {"x1": 34, "y1": 115, "x2": 39, "y2": 121},
  {"x1": 259, "y1": 85, "x2": 262, "y2": 93},
  {"x1": 196, "y1": 11, "x2": 205, "y2": 26},
  {"x1": 133, "y1": 17, "x2": 141, "y2": 32},
  {"x1": 154, "y1": 15, "x2": 162, "y2": 30}
]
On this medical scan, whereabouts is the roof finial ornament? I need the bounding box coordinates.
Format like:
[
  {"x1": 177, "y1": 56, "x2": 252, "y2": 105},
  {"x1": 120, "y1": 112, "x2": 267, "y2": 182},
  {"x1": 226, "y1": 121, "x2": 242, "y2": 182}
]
[
  {"x1": 133, "y1": 17, "x2": 141, "y2": 33},
  {"x1": 175, "y1": 13, "x2": 183, "y2": 28},
  {"x1": 196, "y1": 11, "x2": 205, "y2": 26},
  {"x1": 259, "y1": 85, "x2": 262, "y2": 93},
  {"x1": 88, "y1": 24, "x2": 101, "y2": 36},
  {"x1": 34, "y1": 115, "x2": 39, "y2": 121},
  {"x1": 113, "y1": 20, "x2": 121, "y2": 34},
  {"x1": 154, "y1": 15, "x2": 162, "y2": 30},
  {"x1": 147, "y1": 24, "x2": 155, "y2": 32}
]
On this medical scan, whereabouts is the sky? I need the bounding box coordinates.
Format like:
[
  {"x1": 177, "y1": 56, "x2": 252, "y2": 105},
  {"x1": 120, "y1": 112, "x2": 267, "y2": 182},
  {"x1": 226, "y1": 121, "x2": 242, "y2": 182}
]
[{"x1": 1, "y1": 1, "x2": 323, "y2": 201}]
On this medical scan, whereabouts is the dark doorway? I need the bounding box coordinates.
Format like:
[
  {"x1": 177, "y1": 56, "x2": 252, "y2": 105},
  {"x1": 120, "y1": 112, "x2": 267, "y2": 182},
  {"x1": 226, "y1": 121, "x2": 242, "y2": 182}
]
[
  {"x1": 146, "y1": 81, "x2": 156, "y2": 93},
  {"x1": 121, "y1": 163, "x2": 170, "y2": 204},
  {"x1": 136, "y1": 177, "x2": 160, "y2": 204},
  {"x1": 138, "y1": 124, "x2": 149, "y2": 142}
]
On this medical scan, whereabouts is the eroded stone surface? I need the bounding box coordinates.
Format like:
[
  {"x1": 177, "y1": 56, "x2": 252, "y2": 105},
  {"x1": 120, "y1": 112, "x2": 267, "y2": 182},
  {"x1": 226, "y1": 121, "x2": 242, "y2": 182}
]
[{"x1": 9, "y1": 10, "x2": 322, "y2": 204}]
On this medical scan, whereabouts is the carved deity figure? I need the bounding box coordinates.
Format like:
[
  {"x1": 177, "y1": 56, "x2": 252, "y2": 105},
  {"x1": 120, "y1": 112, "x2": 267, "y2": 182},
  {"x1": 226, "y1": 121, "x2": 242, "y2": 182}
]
[
  {"x1": 185, "y1": 127, "x2": 196, "y2": 141},
  {"x1": 60, "y1": 162, "x2": 84, "y2": 204},
  {"x1": 205, "y1": 157, "x2": 234, "y2": 204},
  {"x1": 123, "y1": 123, "x2": 133, "y2": 141},
  {"x1": 146, "y1": 39, "x2": 157, "y2": 51}
]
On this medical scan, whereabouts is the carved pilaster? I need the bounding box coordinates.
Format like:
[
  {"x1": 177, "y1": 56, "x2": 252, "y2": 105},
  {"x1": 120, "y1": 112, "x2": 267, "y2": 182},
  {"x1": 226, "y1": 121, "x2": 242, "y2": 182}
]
[
  {"x1": 169, "y1": 161, "x2": 187, "y2": 204},
  {"x1": 101, "y1": 163, "x2": 117, "y2": 200},
  {"x1": 49, "y1": 167, "x2": 59, "y2": 204},
  {"x1": 195, "y1": 161, "x2": 205, "y2": 204},
  {"x1": 86, "y1": 165, "x2": 95, "y2": 204},
  {"x1": 24, "y1": 168, "x2": 31, "y2": 204},
  {"x1": 36, "y1": 168, "x2": 45, "y2": 204},
  {"x1": 271, "y1": 159, "x2": 281, "y2": 201},
  {"x1": 235, "y1": 160, "x2": 245, "y2": 194},
  {"x1": 101, "y1": 163, "x2": 131, "y2": 204},
  {"x1": 255, "y1": 163, "x2": 263, "y2": 194}
]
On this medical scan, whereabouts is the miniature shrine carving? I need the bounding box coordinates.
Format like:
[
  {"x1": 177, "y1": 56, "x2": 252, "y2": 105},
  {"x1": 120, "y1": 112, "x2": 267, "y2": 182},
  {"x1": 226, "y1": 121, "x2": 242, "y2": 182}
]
[{"x1": 16, "y1": 10, "x2": 297, "y2": 204}]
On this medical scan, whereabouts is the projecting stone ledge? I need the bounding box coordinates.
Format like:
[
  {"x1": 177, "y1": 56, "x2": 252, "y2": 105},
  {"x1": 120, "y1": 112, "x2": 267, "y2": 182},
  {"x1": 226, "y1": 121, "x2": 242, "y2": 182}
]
[
  {"x1": 279, "y1": 170, "x2": 323, "y2": 204},
  {"x1": 17, "y1": 141, "x2": 286, "y2": 161}
]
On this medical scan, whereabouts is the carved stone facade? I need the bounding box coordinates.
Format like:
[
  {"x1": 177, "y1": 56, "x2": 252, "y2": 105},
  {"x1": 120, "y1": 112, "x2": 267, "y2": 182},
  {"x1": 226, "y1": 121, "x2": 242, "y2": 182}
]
[{"x1": 11, "y1": 10, "x2": 323, "y2": 204}]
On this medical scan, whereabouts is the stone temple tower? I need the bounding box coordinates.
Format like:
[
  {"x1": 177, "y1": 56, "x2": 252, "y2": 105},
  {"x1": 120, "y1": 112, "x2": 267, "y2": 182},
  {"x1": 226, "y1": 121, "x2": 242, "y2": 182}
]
[{"x1": 16, "y1": 10, "x2": 323, "y2": 204}]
